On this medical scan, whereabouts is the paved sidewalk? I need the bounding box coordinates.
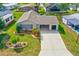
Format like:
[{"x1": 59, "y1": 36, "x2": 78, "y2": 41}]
[{"x1": 39, "y1": 30, "x2": 72, "y2": 56}]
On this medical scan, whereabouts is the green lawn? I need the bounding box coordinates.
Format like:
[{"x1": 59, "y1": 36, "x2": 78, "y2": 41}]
[
  {"x1": 0, "y1": 9, "x2": 41, "y2": 56},
  {"x1": 57, "y1": 15, "x2": 79, "y2": 56}
]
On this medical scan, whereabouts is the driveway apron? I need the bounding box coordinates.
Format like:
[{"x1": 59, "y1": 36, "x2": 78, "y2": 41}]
[{"x1": 39, "y1": 30, "x2": 72, "y2": 56}]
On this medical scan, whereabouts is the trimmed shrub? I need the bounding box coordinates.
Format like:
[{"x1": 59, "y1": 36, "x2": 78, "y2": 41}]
[
  {"x1": 32, "y1": 28, "x2": 40, "y2": 37},
  {"x1": 0, "y1": 19, "x2": 5, "y2": 29},
  {"x1": 16, "y1": 24, "x2": 22, "y2": 33},
  {"x1": 11, "y1": 36, "x2": 20, "y2": 44}
]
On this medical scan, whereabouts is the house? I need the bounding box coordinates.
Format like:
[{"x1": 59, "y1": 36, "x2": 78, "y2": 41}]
[
  {"x1": 46, "y1": 3, "x2": 69, "y2": 12},
  {"x1": 46, "y1": 4, "x2": 60, "y2": 12},
  {"x1": 69, "y1": 4, "x2": 77, "y2": 10},
  {"x1": 69, "y1": 4, "x2": 79, "y2": 11},
  {"x1": 62, "y1": 13, "x2": 79, "y2": 32},
  {"x1": 17, "y1": 4, "x2": 38, "y2": 12},
  {"x1": 0, "y1": 9, "x2": 14, "y2": 27},
  {"x1": 2, "y1": 3, "x2": 18, "y2": 10},
  {"x1": 17, "y1": 10, "x2": 58, "y2": 31}
]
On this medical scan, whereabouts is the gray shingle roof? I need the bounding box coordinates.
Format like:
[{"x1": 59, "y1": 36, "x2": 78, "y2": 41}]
[
  {"x1": 17, "y1": 10, "x2": 58, "y2": 24},
  {"x1": 68, "y1": 18, "x2": 79, "y2": 26},
  {"x1": 19, "y1": 4, "x2": 34, "y2": 8},
  {"x1": 63, "y1": 13, "x2": 79, "y2": 26},
  {"x1": 0, "y1": 10, "x2": 12, "y2": 17}
]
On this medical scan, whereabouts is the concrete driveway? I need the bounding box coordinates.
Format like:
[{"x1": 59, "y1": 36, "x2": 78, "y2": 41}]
[{"x1": 39, "y1": 30, "x2": 72, "y2": 56}]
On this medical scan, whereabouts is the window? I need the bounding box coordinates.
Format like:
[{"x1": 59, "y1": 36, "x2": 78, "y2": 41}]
[
  {"x1": 10, "y1": 16, "x2": 12, "y2": 19},
  {"x1": 5, "y1": 18, "x2": 9, "y2": 22},
  {"x1": 21, "y1": 24, "x2": 33, "y2": 30}
]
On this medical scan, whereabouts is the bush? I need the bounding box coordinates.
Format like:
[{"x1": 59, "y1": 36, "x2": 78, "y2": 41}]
[
  {"x1": 11, "y1": 36, "x2": 20, "y2": 44},
  {"x1": 16, "y1": 24, "x2": 22, "y2": 33},
  {"x1": 58, "y1": 24, "x2": 65, "y2": 34},
  {"x1": 32, "y1": 28, "x2": 40, "y2": 37},
  {"x1": 0, "y1": 33, "x2": 10, "y2": 49}
]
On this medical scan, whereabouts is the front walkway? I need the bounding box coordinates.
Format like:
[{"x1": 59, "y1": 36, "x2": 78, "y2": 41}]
[{"x1": 39, "y1": 30, "x2": 72, "y2": 56}]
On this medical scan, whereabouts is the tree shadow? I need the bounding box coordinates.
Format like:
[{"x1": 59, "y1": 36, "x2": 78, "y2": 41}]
[
  {"x1": 0, "y1": 33, "x2": 10, "y2": 49},
  {"x1": 58, "y1": 24, "x2": 65, "y2": 34},
  {"x1": 14, "y1": 48, "x2": 24, "y2": 53}
]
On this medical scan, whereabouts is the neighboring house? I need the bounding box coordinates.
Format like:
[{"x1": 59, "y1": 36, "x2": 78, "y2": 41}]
[
  {"x1": 69, "y1": 4, "x2": 79, "y2": 11},
  {"x1": 46, "y1": 4, "x2": 60, "y2": 12},
  {"x1": 0, "y1": 9, "x2": 14, "y2": 27},
  {"x1": 17, "y1": 10, "x2": 58, "y2": 31},
  {"x1": 62, "y1": 13, "x2": 79, "y2": 32},
  {"x1": 2, "y1": 3, "x2": 18, "y2": 10},
  {"x1": 17, "y1": 4, "x2": 38, "y2": 12},
  {"x1": 46, "y1": 3, "x2": 69, "y2": 12},
  {"x1": 69, "y1": 4, "x2": 77, "y2": 10}
]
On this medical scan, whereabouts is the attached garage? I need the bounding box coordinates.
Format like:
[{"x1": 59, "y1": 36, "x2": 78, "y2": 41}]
[
  {"x1": 40, "y1": 25, "x2": 49, "y2": 30},
  {"x1": 40, "y1": 24, "x2": 57, "y2": 30}
]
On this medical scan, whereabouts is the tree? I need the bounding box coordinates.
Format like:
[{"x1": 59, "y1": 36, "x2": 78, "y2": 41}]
[
  {"x1": 59, "y1": 3, "x2": 69, "y2": 11},
  {"x1": 38, "y1": 6, "x2": 46, "y2": 15},
  {"x1": 0, "y1": 19, "x2": 5, "y2": 29}
]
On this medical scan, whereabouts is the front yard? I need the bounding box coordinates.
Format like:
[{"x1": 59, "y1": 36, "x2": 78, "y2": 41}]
[
  {"x1": 0, "y1": 9, "x2": 41, "y2": 56},
  {"x1": 0, "y1": 34, "x2": 40, "y2": 56}
]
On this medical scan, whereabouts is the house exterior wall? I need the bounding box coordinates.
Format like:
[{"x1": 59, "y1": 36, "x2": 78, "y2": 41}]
[
  {"x1": 62, "y1": 18, "x2": 67, "y2": 24},
  {"x1": 36, "y1": 24, "x2": 58, "y2": 30},
  {"x1": 20, "y1": 23, "x2": 58, "y2": 31},
  {"x1": 2, "y1": 14, "x2": 14, "y2": 26},
  {"x1": 50, "y1": 24, "x2": 58, "y2": 30}
]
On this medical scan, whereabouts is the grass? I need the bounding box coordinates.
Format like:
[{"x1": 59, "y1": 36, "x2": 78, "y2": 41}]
[
  {"x1": 0, "y1": 34, "x2": 40, "y2": 56},
  {"x1": 57, "y1": 15, "x2": 79, "y2": 56},
  {"x1": 0, "y1": 9, "x2": 41, "y2": 56}
]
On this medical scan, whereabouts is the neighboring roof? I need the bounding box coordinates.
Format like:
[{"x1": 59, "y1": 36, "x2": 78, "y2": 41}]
[
  {"x1": 63, "y1": 13, "x2": 79, "y2": 20},
  {"x1": 17, "y1": 10, "x2": 38, "y2": 23},
  {"x1": 3, "y1": 3, "x2": 17, "y2": 6},
  {"x1": 0, "y1": 10, "x2": 12, "y2": 17},
  {"x1": 3, "y1": 14, "x2": 12, "y2": 19},
  {"x1": 68, "y1": 18, "x2": 79, "y2": 26},
  {"x1": 63, "y1": 13, "x2": 79, "y2": 26},
  {"x1": 46, "y1": 4, "x2": 60, "y2": 10},
  {"x1": 17, "y1": 10, "x2": 58, "y2": 24},
  {"x1": 19, "y1": 4, "x2": 34, "y2": 8},
  {"x1": 63, "y1": 15, "x2": 74, "y2": 20}
]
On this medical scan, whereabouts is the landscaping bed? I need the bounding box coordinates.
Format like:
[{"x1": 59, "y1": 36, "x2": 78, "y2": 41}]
[{"x1": 0, "y1": 34, "x2": 40, "y2": 56}]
